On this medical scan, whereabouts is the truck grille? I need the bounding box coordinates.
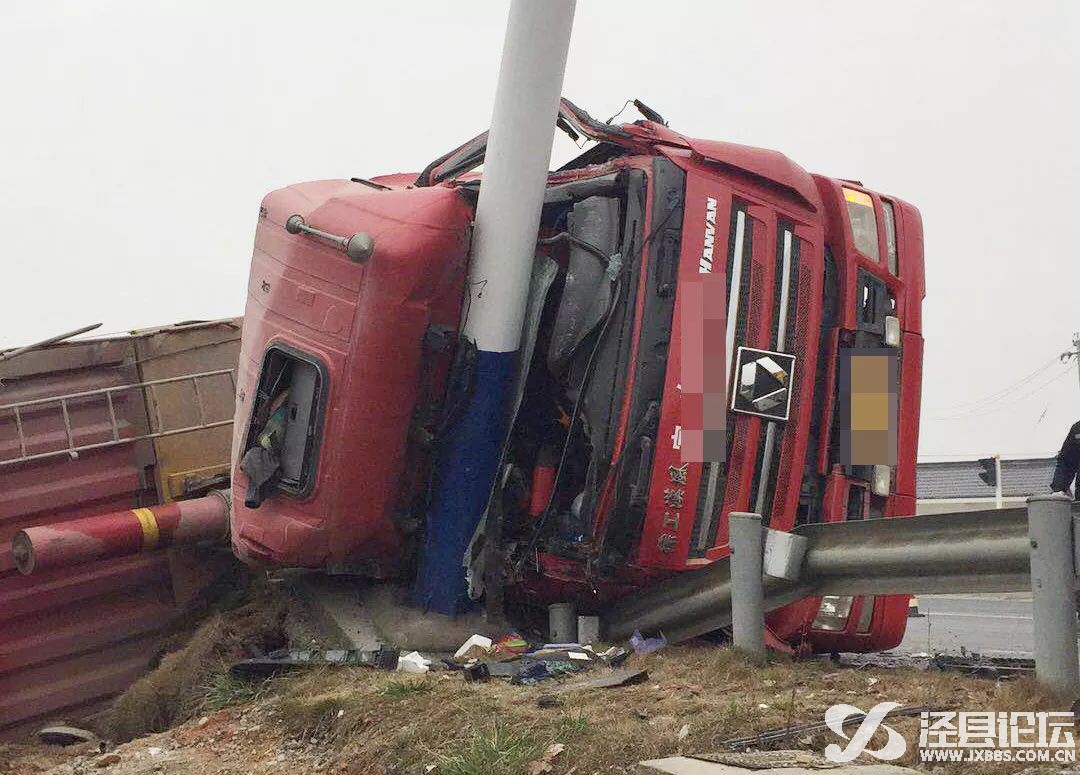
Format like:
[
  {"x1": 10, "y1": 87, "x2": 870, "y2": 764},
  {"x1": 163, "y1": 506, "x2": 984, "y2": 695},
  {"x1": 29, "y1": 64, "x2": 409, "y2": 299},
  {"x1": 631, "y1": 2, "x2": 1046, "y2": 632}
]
[
  {"x1": 690, "y1": 212, "x2": 805, "y2": 556},
  {"x1": 690, "y1": 203, "x2": 750, "y2": 556}
]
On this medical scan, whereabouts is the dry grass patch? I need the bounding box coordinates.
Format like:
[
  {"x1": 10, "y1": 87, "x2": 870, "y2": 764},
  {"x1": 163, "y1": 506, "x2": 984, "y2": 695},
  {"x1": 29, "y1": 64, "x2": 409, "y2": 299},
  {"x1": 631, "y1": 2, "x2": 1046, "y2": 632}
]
[
  {"x1": 261, "y1": 645, "x2": 1074, "y2": 775},
  {"x1": 100, "y1": 581, "x2": 287, "y2": 741}
]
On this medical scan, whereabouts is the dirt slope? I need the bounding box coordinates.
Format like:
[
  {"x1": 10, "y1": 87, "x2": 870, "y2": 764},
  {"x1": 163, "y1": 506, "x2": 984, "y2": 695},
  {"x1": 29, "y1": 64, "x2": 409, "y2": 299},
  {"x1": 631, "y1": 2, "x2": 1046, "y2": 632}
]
[{"x1": 6, "y1": 644, "x2": 1074, "y2": 775}]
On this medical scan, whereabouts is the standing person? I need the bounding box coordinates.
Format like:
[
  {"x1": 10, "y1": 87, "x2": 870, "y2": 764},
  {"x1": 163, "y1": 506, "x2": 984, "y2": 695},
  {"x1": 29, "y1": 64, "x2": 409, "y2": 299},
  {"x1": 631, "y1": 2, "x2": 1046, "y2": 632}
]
[{"x1": 1050, "y1": 420, "x2": 1080, "y2": 498}]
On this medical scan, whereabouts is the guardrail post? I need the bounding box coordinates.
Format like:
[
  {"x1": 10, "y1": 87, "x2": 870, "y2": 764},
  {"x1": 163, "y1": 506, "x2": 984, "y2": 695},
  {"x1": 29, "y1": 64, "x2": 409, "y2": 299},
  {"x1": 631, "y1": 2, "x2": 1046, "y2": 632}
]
[
  {"x1": 730, "y1": 511, "x2": 765, "y2": 661},
  {"x1": 1027, "y1": 494, "x2": 1079, "y2": 691}
]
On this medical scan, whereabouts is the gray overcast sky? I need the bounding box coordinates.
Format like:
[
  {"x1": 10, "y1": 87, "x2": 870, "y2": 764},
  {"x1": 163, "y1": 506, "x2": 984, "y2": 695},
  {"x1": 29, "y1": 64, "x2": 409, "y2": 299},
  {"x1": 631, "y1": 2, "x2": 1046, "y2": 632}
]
[{"x1": 2, "y1": 1, "x2": 1077, "y2": 460}]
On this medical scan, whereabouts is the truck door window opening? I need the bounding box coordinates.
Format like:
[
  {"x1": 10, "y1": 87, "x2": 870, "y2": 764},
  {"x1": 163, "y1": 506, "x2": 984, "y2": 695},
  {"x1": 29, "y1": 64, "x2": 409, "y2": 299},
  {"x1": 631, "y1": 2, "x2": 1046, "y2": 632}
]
[{"x1": 242, "y1": 345, "x2": 326, "y2": 501}]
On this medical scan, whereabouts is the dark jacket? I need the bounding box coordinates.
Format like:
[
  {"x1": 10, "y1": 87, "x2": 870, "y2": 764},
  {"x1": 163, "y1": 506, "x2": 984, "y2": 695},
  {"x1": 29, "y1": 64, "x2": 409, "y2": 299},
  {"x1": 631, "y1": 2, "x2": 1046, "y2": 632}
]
[{"x1": 1051, "y1": 420, "x2": 1080, "y2": 495}]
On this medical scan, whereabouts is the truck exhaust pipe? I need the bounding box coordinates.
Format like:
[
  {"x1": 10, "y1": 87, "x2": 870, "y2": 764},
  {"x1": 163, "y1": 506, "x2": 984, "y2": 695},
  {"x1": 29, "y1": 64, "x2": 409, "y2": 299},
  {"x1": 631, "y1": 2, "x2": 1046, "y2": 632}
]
[{"x1": 12, "y1": 491, "x2": 230, "y2": 575}]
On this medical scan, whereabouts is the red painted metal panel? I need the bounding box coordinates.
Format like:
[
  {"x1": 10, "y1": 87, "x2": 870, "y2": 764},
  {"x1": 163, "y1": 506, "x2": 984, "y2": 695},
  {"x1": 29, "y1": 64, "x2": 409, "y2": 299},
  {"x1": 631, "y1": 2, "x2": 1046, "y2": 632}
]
[
  {"x1": 0, "y1": 555, "x2": 171, "y2": 623},
  {"x1": 0, "y1": 636, "x2": 163, "y2": 731},
  {"x1": 230, "y1": 184, "x2": 471, "y2": 574},
  {"x1": 1, "y1": 583, "x2": 174, "y2": 676}
]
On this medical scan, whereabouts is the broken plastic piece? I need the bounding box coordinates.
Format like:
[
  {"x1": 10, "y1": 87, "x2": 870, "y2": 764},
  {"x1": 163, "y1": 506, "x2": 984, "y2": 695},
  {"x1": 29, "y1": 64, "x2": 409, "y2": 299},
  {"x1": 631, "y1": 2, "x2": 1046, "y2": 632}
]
[
  {"x1": 463, "y1": 663, "x2": 491, "y2": 682},
  {"x1": 454, "y1": 634, "x2": 493, "y2": 662},
  {"x1": 629, "y1": 630, "x2": 667, "y2": 655},
  {"x1": 608, "y1": 648, "x2": 630, "y2": 667},
  {"x1": 551, "y1": 667, "x2": 649, "y2": 693},
  {"x1": 397, "y1": 651, "x2": 432, "y2": 674},
  {"x1": 491, "y1": 632, "x2": 530, "y2": 660}
]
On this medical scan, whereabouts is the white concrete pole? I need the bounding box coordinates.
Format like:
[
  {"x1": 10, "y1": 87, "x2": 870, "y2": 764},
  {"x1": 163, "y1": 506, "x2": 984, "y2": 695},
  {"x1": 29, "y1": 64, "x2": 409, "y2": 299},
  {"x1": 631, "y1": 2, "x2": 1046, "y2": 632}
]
[
  {"x1": 412, "y1": 0, "x2": 577, "y2": 614},
  {"x1": 464, "y1": 0, "x2": 577, "y2": 352}
]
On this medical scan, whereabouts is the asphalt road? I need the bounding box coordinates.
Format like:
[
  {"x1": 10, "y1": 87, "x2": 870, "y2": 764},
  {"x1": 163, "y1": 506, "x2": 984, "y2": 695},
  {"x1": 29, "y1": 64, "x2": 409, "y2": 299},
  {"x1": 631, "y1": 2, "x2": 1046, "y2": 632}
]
[{"x1": 896, "y1": 594, "x2": 1040, "y2": 657}]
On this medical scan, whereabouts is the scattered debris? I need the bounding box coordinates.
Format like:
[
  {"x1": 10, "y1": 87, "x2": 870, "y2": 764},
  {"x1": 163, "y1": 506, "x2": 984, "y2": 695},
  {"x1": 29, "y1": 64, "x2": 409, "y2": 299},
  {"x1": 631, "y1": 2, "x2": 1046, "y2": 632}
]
[
  {"x1": 526, "y1": 742, "x2": 565, "y2": 774},
  {"x1": 514, "y1": 658, "x2": 586, "y2": 684},
  {"x1": 629, "y1": 629, "x2": 667, "y2": 655},
  {"x1": 464, "y1": 662, "x2": 491, "y2": 682},
  {"x1": 95, "y1": 753, "x2": 121, "y2": 768},
  {"x1": 721, "y1": 703, "x2": 943, "y2": 751},
  {"x1": 231, "y1": 646, "x2": 400, "y2": 677},
  {"x1": 676, "y1": 724, "x2": 690, "y2": 741},
  {"x1": 454, "y1": 634, "x2": 494, "y2": 661},
  {"x1": 491, "y1": 633, "x2": 529, "y2": 660},
  {"x1": 551, "y1": 667, "x2": 649, "y2": 694},
  {"x1": 36, "y1": 725, "x2": 98, "y2": 746},
  {"x1": 931, "y1": 652, "x2": 1035, "y2": 678},
  {"x1": 2, "y1": 643, "x2": 1064, "y2": 775},
  {"x1": 840, "y1": 650, "x2": 1037, "y2": 680},
  {"x1": 397, "y1": 650, "x2": 432, "y2": 674},
  {"x1": 601, "y1": 646, "x2": 631, "y2": 666}
]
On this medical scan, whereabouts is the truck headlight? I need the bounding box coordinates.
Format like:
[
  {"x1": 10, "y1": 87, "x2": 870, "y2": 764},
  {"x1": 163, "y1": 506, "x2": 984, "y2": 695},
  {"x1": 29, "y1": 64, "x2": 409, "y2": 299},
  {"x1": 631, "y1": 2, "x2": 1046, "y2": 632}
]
[{"x1": 812, "y1": 595, "x2": 854, "y2": 631}]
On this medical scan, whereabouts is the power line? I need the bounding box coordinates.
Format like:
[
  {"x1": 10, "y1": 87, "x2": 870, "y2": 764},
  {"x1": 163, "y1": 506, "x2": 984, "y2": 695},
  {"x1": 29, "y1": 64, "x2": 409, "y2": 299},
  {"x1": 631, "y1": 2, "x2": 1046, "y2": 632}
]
[
  {"x1": 926, "y1": 366, "x2": 1073, "y2": 421},
  {"x1": 923, "y1": 354, "x2": 1059, "y2": 414},
  {"x1": 918, "y1": 451, "x2": 1056, "y2": 459}
]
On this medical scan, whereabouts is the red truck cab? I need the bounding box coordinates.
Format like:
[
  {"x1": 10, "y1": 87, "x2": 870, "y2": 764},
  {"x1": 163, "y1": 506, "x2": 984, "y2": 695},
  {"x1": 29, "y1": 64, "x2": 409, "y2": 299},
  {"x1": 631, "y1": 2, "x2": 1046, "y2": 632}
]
[{"x1": 231, "y1": 100, "x2": 924, "y2": 653}]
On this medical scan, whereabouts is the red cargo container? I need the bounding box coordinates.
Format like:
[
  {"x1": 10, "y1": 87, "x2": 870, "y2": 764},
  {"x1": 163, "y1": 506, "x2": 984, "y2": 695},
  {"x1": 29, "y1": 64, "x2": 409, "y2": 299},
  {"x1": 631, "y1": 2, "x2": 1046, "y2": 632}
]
[{"x1": 0, "y1": 320, "x2": 240, "y2": 738}]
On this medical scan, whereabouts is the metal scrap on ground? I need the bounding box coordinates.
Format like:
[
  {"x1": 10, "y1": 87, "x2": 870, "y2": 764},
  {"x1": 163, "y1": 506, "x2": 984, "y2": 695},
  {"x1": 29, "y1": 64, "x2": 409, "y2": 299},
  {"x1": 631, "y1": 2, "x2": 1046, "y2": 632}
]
[{"x1": 720, "y1": 704, "x2": 943, "y2": 751}]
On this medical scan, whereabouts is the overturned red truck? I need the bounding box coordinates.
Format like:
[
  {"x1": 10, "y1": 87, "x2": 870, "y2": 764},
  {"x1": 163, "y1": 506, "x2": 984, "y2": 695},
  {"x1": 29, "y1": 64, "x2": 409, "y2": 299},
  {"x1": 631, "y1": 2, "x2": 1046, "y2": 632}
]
[{"x1": 230, "y1": 100, "x2": 924, "y2": 653}]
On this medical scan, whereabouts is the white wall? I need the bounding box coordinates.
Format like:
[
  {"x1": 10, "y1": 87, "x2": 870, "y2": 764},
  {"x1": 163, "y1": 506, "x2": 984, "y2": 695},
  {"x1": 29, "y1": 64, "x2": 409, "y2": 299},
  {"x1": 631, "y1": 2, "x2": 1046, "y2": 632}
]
[{"x1": 916, "y1": 497, "x2": 1026, "y2": 515}]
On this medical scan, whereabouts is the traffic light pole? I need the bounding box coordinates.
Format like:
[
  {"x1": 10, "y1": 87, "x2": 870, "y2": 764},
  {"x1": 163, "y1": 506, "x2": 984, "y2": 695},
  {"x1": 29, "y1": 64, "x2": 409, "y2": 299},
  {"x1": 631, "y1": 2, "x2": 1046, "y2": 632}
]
[
  {"x1": 994, "y1": 454, "x2": 1002, "y2": 509},
  {"x1": 978, "y1": 454, "x2": 1003, "y2": 508},
  {"x1": 1074, "y1": 333, "x2": 1080, "y2": 393}
]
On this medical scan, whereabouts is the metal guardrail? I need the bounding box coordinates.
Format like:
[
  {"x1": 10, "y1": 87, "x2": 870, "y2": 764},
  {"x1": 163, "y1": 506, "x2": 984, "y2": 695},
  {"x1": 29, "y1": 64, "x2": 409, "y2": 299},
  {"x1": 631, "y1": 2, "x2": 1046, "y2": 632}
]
[
  {"x1": 798, "y1": 507, "x2": 1034, "y2": 596},
  {"x1": 603, "y1": 496, "x2": 1080, "y2": 690},
  {"x1": 0, "y1": 369, "x2": 236, "y2": 466}
]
